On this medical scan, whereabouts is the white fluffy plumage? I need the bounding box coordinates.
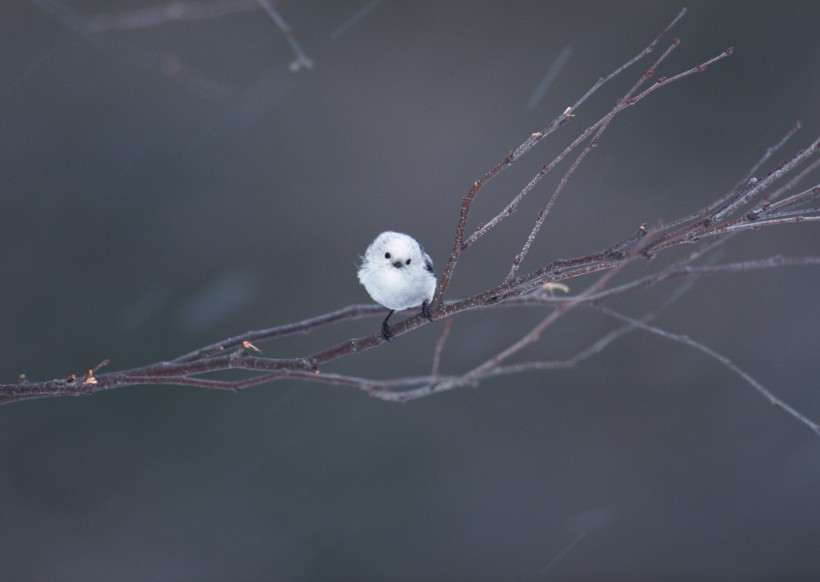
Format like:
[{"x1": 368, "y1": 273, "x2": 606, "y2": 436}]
[
  {"x1": 358, "y1": 231, "x2": 435, "y2": 310},
  {"x1": 357, "y1": 231, "x2": 436, "y2": 339}
]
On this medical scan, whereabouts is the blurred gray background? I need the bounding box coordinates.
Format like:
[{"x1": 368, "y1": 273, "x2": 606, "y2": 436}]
[{"x1": 1, "y1": 1, "x2": 819, "y2": 580}]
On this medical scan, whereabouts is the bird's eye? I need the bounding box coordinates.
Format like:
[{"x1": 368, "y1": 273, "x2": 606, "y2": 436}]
[
  {"x1": 405, "y1": 259, "x2": 411, "y2": 265},
  {"x1": 384, "y1": 252, "x2": 391, "y2": 259}
]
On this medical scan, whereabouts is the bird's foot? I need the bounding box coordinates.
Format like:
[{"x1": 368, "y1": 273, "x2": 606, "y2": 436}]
[{"x1": 421, "y1": 300, "x2": 433, "y2": 322}]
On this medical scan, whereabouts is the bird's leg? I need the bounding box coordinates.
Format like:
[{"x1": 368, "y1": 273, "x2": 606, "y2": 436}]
[
  {"x1": 381, "y1": 310, "x2": 395, "y2": 341},
  {"x1": 421, "y1": 300, "x2": 433, "y2": 322}
]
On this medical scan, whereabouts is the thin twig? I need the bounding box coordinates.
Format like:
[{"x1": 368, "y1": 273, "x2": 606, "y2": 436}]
[
  {"x1": 712, "y1": 136, "x2": 820, "y2": 221},
  {"x1": 331, "y1": 0, "x2": 381, "y2": 41},
  {"x1": 741, "y1": 121, "x2": 803, "y2": 184},
  {"x1": 256, "y1": 0, "x2": 314, "y2": 71},
  {"x1": 173, "y1": 304, "x2": 385, "y2": 363},
  {"x1": 433, "y1": 8, "x2": 691, "y2": 309},
  {"x1": 763, "y1": 184, "x2": 820, "y2": 213},
  {"x1": 510, "y1": 255, "x2": 820, "y2": 307},
  {"x1": 430, "y1": 320, "x2": 454, "y2": 380},
  {"x1": 371, "y1": 274, "x2": 697, "y2": 402},
  {"x1": 470, "y1": 227, "x2": 652, "y2": 379},
  {"x1": 641, "y1": 137, "x2": 820, "y2": 256},
  {"x1": 2, "y1": 10, "x2": 818, "y2": 440},
  {"x1": 527, "y1": 45, "x2": 575, "y2": 111},
  {"x1": 595, "y1": 305, "x2": 820, "y2": 438},
  {"x1": 83, "y1": 0, "x2": 260, "y2": 32},
  {"x1": 657, "y1": 121, "x2": 804, "y2": 234},
  {"x1": 506, "y1": 38, "x2": 683, "y2": 282},
  {"x1": 570, "y1": 8, "x2": 688, "y2": 112},
  {"x1": 764, "y1": 158, "x2": 820, "y2": 203}
]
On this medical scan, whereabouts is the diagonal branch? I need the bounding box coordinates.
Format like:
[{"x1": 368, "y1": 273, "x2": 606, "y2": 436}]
[
  {"x1": 3, "y1": 9, "x2": 818, "y2": 440},
  {"x1": 594, "y1": 305, "x2": 820, "y2": 438},
  {"x1": 505, "y1": 39, "x2": 684, "y2": 282},
  {"x1": 432, "y1": 8, "x2": 690, "y2": 309}
]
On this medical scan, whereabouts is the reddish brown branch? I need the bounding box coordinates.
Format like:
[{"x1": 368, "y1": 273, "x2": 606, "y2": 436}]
[
  {"x1": 432, "y1": 8, "x2": 690, "y2": 309},
  {"x1": 505, "y1": 38, "x2": 683, "y2": 282},
  {"x1": 430, "y1": 320, "x2": 454, "y2": 379},
  {"x1": 3, "y1": 10, "x2": 818, "y2": 438},
  {"x1": 595, "y1": 305, "x2": 820, "y2": 437}
]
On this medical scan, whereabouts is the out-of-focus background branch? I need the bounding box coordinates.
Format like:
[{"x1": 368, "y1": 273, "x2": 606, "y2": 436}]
[{"x1": 1, "y1": 1, "x2": 819, "y2": 579}]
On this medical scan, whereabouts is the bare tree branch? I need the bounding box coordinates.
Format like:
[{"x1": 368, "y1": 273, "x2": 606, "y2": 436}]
[
  {"x1": 594, "y1": 305, "x2": 820, "y2": 438},
  {"x1": 255, "y1": 0, "x2": 314, "y2": 71},
  {"x1": 331, "y1": 1, "x2": 381, "y2": 41},
  {"x1": 508, "y1": 255, "x2": 820, "y2": 307},
  {"x1": 430, "y1": 320, "x2": 454, "y2": 381},
  {"x1": 433, "y1": 8, "x2": 689, "y2": 308},
  {"x1": 74, "y1": 0, "x2": 260, "y2": 32},
  {"x1": 3, "y1": 10, "x2": 819, "y2": 438},
  {"x1": 30, "y1": 0, "x2": 313, "y2": 74}
]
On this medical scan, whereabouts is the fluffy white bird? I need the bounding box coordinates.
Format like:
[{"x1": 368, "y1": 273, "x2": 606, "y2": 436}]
[{"x1": 357, "y1": 231, "x2": 436, "y2": 340}]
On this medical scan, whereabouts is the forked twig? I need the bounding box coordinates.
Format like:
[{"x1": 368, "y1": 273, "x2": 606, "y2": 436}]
[
  {"x1": 595, "y1": 305, "x2": 820, "y2": 438},
  {"x1": 31, "y1": 0, "x2": 313, "y2": 73},
  {"x1": 256, "y1": 0, "x2": 314, "y2": 71},
  {"x1": 3, "y1": 10, "x2": 819, "y2": 439},
  {"x1": 432, "y1": 8, "x2": 689, "y2": 308}
]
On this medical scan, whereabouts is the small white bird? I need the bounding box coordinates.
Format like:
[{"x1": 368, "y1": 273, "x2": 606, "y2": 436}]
[{"x1": 357, "y1": 231, "x2": 436, "y2": 340}]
